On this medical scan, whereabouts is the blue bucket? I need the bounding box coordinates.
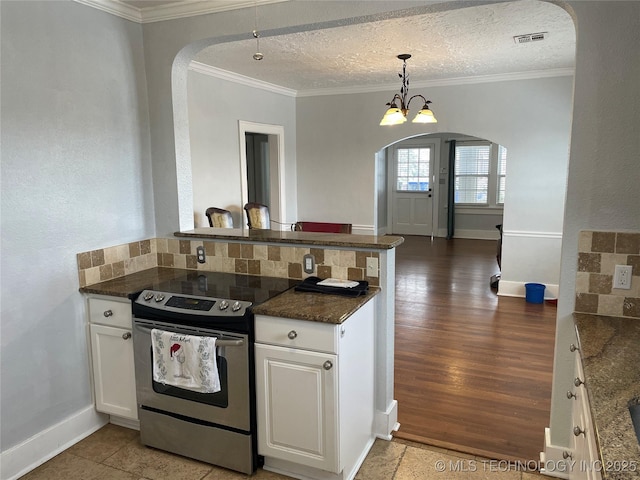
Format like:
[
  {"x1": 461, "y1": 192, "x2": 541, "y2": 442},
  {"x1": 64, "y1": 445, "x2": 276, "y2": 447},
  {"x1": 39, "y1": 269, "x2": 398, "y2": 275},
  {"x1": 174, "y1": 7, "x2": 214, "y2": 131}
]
[{"x1": 525, "y1": 283, "x2": 546, "y2": 304}]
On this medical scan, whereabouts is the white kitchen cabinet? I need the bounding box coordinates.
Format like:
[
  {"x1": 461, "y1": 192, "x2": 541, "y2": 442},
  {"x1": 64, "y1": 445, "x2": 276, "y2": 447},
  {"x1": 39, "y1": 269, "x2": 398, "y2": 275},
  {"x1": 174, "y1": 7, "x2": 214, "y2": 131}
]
[
  {"x1": 255, "y1": 299, "x2": 375, "y2": 480},
  {"x1": 88, "y1": 296, "x2": 138, "y2": 421},
  {"x1": 568, "y1": 348, "x2": 602, "y2": 480},
  {"x1": 255, "y1": 344, "x2": 338, "y2": 471}
]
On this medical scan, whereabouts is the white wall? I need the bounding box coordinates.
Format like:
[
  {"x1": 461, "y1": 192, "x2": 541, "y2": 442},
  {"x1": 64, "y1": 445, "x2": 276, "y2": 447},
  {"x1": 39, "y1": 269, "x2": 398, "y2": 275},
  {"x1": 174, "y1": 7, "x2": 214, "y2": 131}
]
[
  {"x1": 0, "y1": 0, "x2": 154, "y2": 469},
  {"x1": 187, "y1": 69, "x2": 297, "y2": 228}
]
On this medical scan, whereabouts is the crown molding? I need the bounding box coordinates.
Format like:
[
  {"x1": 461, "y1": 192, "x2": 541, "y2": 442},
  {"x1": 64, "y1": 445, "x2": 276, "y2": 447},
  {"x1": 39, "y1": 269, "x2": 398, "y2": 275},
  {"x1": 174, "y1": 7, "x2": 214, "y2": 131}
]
[
  {"x1": 74, "y1": 0, "x2": 142, "y2": 22},
  {"x1": 189, "y1": 61, "x2": 297, "y2": 97},
  {"x1": 74, "y1": 0, "x2": 289, "y2": 24},
  {"x1": 188, "y1": 63, "x2": 573, "y2": 98},
  {"x1": 296, "y1": 67, "x2": 575, "y2": 97}
]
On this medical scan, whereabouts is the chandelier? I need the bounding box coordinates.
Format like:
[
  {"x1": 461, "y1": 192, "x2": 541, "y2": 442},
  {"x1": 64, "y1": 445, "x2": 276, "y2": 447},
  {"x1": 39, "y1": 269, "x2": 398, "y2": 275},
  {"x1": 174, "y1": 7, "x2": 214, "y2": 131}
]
[{"x1": 380, "y1": 54, "x2": 437, "y2": 126}]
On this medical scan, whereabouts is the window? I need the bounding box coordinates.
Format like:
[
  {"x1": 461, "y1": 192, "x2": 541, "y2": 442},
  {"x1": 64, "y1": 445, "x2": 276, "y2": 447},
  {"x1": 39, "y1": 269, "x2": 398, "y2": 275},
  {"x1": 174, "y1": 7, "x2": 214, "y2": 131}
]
[
  {"x1": 455, "y1": 144, "x2": 491, "y2": 204},
  {"x1": 497, "y1": 145, "x2": 507, "y2": 204},
  {"x1": 454, "y1": 142, "x2": 507, "y2": 206},
  {"x1": 396, "y1": 147, "x2": 431, "y2": 191}
]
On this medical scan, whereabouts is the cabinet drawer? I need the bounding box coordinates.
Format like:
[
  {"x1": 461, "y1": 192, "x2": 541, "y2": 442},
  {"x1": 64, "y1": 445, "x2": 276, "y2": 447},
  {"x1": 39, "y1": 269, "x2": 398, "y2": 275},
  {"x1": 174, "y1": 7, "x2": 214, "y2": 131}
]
[
  {"x1": 255, "y1": 315, "x2": 339, "y2": 353},
  {"x1": 89, "y1": 297, "x2": 132, "y2": 329}
]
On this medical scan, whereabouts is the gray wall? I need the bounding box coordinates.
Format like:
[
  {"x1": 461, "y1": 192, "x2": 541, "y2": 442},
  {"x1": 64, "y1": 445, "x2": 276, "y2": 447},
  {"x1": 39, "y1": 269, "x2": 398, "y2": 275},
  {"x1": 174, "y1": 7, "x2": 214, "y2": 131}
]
[
  {"x1": 550, "y1": 0, "x2": 640, "y2": 447},
  {"x1": 1, "y1": 0, "x2": 154, "y2": 453},
  {"x1": 2, "y1": 0, "x2": 640, "y2": 474},
  {"x1": 296, "y1": 75, "x2": 574, "y2": 294},
  {"x1": 143, "y1": 1, "x2": 431, "y2": 236},
  {"x1": 187, "y1": 69, "x2": 297, "y2": 228}
]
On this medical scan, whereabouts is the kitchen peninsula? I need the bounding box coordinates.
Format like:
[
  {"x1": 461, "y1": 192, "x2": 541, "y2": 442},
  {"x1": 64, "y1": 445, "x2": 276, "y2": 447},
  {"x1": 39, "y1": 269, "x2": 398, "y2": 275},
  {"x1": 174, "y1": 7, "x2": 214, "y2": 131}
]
[
  {"x1": 173, "y1": 227, "x2": 404, "y2": 441},
  {"x1": 77, "y1": 228, "x2": 404, "y2": 443},
  {"x1": 174, "y1": 227, "x2": 404, "y2": 249}
]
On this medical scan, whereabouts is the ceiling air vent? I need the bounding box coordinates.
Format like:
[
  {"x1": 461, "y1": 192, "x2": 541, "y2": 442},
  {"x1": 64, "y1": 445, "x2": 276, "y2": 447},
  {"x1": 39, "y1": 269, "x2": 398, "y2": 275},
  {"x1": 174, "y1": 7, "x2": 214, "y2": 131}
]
[{"x1": 513, "y1": 32, "x2": 547, "y2": 44}]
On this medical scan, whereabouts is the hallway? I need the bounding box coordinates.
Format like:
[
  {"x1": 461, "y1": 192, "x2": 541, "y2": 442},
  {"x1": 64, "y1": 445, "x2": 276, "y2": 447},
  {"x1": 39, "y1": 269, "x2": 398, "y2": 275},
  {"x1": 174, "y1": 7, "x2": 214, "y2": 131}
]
[{"x1": 393, "y1": 236, "x2": 557, "y2": 463}]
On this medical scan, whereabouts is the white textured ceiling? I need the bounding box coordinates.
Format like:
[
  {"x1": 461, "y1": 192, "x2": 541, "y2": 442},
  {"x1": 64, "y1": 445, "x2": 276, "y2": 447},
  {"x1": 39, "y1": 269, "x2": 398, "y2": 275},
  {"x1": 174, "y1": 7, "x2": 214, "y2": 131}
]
[{"x1": 119, "y1": 0, "x2": 576, "y2": 93}]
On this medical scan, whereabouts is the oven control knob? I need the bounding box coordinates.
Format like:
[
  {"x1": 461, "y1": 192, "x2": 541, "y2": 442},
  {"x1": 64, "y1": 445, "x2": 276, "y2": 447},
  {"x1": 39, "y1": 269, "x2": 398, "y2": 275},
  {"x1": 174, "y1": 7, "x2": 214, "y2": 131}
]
[
  {"x1": 219, "y1": 300, "x2": 229, "y2": 310},
  {"x1": 154, "y1": 294, "x2": 165, "y2": 302},
  {"x1": 143, "y1": 292, "x2": 154, "y2": 301},
  {"x1": 232, "y1": 301, "x2": 242, "y2": 312}
]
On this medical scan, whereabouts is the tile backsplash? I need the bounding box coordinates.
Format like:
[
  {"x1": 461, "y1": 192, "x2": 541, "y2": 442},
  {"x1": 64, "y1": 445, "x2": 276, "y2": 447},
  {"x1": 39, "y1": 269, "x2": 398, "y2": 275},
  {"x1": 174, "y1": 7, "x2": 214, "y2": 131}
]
[
  {"x1": 77, "y1": 238, "x2": 380, "y2": 288},
  {"x1": 576, "y1": 231, "x2": 640, "y2": 318}
]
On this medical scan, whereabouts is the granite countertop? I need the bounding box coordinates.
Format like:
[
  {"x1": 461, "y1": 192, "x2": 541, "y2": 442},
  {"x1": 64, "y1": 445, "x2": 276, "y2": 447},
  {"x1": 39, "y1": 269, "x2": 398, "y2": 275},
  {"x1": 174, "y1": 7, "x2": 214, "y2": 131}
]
[
  {"x1": 252, "y1": 287, "x2": 380, "y2": 324},
  {"x1": 174, "y1": 228, "x2": 404, "y2": 250},
  {"x1": 574, "y1": 314, "x2": 640, "y2": 479},
  {"x1": 80, "y1": 267, "x2": 379, "y2": 325},
  {"x1": 80, "y1": 267, "x2": 194, "y2": 298}
]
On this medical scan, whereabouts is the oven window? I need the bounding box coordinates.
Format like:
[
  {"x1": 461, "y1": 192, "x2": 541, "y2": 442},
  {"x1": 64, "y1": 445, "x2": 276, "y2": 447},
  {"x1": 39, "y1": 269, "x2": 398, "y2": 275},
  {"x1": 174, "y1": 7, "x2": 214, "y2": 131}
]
[{"x1": 150, "y1": 349, "x2": 229, "y2": 408}]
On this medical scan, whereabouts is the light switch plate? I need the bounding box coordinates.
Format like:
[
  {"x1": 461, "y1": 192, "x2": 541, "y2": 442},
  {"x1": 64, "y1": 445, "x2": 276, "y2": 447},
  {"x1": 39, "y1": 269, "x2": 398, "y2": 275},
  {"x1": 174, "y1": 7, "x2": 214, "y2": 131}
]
[
  {"x1": 366, "y1": 257, "x2": 379, "y2": 277},
  {"x1": 303, "y1": 254, "x2": 315, "y2": 274}
]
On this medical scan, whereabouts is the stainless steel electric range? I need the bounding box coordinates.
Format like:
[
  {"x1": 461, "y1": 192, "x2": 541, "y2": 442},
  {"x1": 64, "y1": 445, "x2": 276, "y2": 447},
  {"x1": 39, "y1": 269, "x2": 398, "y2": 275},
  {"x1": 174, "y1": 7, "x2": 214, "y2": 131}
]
[{"x1": 131, "y1": 272, "x2": 296, "y2": 474}]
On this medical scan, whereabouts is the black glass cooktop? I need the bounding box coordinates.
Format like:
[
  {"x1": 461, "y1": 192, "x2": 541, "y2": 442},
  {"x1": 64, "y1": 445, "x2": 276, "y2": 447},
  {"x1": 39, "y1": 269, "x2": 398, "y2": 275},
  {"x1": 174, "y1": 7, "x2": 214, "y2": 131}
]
[{"x1": 146, "y1": 271, "x2": 298, "y2": 305}]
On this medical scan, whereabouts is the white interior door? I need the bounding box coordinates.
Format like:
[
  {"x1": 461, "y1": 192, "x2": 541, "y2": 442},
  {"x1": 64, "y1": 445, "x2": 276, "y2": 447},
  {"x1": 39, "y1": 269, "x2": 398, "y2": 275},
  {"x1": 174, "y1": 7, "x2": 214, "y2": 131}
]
[{"x1": 391, "y1": 144, "x2": 435, "y2": 235}]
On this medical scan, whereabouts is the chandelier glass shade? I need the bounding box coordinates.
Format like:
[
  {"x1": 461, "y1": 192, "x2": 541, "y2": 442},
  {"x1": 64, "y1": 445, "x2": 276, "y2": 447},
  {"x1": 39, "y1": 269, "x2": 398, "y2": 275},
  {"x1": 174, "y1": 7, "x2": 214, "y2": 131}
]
[{"x1": 380, "y1": 54, "x2": 437, "y2": 126}]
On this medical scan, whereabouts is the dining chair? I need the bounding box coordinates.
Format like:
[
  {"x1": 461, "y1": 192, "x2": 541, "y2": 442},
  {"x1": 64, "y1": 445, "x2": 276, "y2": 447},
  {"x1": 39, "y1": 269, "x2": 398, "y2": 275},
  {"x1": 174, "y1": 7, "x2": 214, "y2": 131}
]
[
  {"x1": 205, "y1": 207, "x2": 234, "y2": 228},
  {"x1": 243, "y1": 203, "x2": 270, "y2": 229}
]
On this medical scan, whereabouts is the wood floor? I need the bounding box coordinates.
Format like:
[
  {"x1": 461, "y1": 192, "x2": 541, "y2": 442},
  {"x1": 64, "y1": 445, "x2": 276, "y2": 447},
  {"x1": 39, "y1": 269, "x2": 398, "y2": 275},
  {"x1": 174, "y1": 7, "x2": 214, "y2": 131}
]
[{"x1": 392, "y1": 235, "x2": 557, "y2": 464}]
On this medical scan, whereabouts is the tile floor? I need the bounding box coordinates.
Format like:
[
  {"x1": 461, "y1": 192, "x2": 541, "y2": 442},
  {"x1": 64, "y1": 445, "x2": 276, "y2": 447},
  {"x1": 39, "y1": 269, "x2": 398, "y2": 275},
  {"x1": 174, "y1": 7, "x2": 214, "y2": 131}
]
[{"x1": 20, "y1": 424, "x2": 547, "y2": 480}]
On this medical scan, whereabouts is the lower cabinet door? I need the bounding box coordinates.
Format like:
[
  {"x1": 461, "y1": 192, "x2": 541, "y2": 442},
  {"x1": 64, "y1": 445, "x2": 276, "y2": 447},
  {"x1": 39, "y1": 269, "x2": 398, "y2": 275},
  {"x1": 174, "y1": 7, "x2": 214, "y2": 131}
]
[
  {"x1": 90, "y1": 323, "x2": 138, "y2": 420},
  {"x1": 255, "y1": 343, "x2": 339, "y2": 472}
]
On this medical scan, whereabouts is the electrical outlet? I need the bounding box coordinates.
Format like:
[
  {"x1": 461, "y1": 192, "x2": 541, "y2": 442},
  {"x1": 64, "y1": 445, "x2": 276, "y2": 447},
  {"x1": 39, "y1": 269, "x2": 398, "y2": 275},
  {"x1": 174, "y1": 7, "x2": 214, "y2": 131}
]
[
  {"x1": 196, "y1": 246, "x2": 206, "y2": 264},
  {"x1": 366, "y1": 257, "x2": 379, "y2": 277},
  {"x1": 613, "y1": 264, "x2": 632, "y2": 290}
]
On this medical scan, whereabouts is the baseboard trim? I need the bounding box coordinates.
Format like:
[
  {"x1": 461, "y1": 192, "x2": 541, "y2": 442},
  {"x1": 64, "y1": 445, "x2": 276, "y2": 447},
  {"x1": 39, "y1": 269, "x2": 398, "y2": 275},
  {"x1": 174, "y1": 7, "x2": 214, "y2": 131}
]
[
  {"x1": 351, "y1": 224, "x2": 376, "y2": 235},
  {"x1": 109, "y1": 416, "x2": 140, "y2": 431},
  {"x1": 435, "y1": 228, "x2": 500, "y2": 240},
  {"x1": 498, "y1": 280, "x2": 559, "y2": 300},
  {"x1": 539, "y1": 428, "x2": 571, "y2": 478},
  {"x1": 1, "y1": 406, "x2": 108, "y2": 480},
  {"x1": 452, "y1": 229, "x2": 501, "y2": 240},
  {"x1": 374, "y1": 400, "x2": 399, "y2": 440}
]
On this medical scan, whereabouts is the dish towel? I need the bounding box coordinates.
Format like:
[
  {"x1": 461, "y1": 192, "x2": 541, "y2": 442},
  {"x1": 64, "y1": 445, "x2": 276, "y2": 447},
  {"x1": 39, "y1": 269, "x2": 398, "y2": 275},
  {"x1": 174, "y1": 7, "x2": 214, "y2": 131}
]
[{"x1": 151, "y1": 329, "x2": 221, "y2": 394}]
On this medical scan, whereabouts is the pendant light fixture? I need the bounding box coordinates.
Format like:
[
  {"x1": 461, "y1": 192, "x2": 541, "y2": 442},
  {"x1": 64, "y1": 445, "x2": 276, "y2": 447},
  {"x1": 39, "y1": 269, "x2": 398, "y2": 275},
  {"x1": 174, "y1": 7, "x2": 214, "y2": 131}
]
[
  {"x1": 252, "y1": 2, "x2": 263, "y2": 60},
  {"x1": 380, "y1": 54, "x2": 437, "y2": 126}
]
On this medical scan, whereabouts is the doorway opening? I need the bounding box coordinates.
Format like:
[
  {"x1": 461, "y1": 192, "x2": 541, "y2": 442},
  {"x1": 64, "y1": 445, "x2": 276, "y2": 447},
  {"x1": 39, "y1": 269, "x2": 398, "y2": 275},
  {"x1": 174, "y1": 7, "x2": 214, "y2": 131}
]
[
  {"x1": 245, "y1": 133, "x2": 270, "y2": 207},
  {"x1": 238, "y1": 121, "x2": 286, "y2": 230},
  {"x1": 383, "y1": 133, "x2": 506, "y2": 241}
]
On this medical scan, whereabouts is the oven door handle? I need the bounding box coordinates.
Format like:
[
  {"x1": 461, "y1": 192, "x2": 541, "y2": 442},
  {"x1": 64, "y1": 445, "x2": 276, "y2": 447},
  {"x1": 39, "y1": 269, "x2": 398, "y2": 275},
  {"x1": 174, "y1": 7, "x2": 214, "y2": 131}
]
[
  {"x1": 133, "y1": 321, "x2": 246, "y2": 347},
  {"x1": 216, "y1": 338, "x2": 244, "y2": 347}
]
